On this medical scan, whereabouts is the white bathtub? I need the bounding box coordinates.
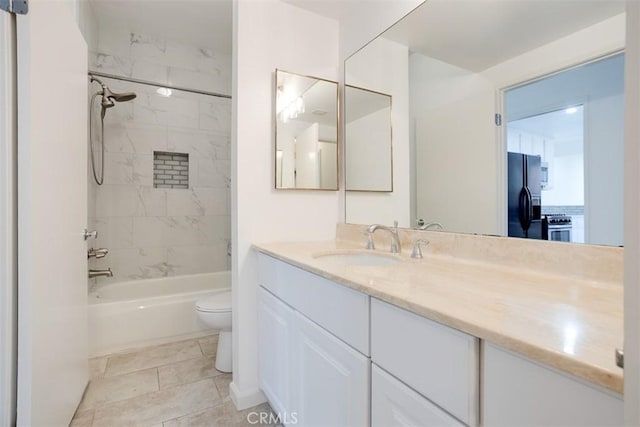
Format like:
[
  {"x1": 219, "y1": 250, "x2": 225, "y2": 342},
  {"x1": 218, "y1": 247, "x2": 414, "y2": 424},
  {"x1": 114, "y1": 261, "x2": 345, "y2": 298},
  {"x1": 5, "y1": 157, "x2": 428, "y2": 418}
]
[{"x1": 88, "y1": 271, "x2": 230, "y2": 357}]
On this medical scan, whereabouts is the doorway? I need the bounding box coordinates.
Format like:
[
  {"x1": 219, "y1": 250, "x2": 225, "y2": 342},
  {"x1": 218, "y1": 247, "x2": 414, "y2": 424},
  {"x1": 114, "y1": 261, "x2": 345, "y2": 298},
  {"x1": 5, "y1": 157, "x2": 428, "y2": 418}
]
[{"x1": 503, "y1": 52, "x2": 624, "y2": 247}]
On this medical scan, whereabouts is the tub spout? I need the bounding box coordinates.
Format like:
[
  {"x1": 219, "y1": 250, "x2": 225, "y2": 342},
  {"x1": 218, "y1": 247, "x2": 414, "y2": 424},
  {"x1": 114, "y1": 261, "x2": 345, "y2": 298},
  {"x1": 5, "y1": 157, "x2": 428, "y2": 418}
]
[{"x1": 89, "y1": 268, "x2": 113, "y2": 279}]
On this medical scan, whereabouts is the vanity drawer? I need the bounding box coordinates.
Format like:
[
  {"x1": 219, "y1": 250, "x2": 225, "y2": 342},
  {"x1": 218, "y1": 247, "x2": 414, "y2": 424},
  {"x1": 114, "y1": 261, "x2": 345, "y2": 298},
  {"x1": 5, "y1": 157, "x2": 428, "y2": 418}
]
[
  {"x1": 371, "y1": 298, "x2": 479, "y2": 425},
  {"x1": 257, "y1": 253, "x2": 369, "y2": 355}
]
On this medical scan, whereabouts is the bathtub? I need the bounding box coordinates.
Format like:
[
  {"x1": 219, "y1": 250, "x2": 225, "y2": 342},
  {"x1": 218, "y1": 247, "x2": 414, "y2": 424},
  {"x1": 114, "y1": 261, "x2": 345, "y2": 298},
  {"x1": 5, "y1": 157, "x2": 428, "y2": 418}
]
[{"x1": 88, "y1": 271, "x2": 230, "y2": 357}]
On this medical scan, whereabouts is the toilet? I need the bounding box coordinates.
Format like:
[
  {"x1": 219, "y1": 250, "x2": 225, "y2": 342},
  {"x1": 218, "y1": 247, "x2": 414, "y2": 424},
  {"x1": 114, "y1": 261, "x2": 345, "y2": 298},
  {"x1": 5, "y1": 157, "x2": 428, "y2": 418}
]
[{"x1": 195, "y1": 291, "x2": 232, "y2": 373}]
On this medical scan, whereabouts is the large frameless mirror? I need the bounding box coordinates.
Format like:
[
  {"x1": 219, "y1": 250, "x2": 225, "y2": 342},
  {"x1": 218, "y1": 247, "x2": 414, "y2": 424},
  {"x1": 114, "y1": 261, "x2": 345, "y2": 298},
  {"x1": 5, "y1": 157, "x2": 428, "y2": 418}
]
[
  {"x1": 345, "y1": 85, "x2": 393, "y2": 192},
  {"x1": 275, "y1": 69, "x2": 339, "y2": 190},
  {"x1": 343, "y1": 0, "x2": 625, "y2": 246}
]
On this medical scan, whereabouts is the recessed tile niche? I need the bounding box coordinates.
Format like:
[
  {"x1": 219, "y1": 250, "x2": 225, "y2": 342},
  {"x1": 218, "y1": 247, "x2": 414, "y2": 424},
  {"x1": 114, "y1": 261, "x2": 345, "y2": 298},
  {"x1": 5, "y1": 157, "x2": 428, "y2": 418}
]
[{"x1": 154, "y1": 151, "x2": 189, "y2": 189}]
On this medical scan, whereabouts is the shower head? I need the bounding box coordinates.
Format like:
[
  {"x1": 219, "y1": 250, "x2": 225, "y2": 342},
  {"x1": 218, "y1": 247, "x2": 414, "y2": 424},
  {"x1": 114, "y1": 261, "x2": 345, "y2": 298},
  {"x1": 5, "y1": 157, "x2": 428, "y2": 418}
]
[
  {"x1": 103, "y1": 86, "x2": 137, "y2": 103},
  {"x1": 90, "y1": 76, "x2": 136, "y2": 118}
]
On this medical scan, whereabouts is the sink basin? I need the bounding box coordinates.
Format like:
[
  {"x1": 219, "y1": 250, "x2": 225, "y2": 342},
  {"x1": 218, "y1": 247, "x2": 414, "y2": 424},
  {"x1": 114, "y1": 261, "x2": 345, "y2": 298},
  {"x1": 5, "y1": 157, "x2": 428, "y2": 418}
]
[{"x1": 313, "y1": 251, "x2": 402, "y2": 266}]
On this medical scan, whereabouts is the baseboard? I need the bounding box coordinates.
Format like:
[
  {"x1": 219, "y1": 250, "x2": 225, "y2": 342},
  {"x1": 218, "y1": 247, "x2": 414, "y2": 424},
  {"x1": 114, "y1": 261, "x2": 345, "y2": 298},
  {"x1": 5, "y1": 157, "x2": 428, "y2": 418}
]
[{"x1": 229, "y1": 381, "x2": 266, "y2": 410}]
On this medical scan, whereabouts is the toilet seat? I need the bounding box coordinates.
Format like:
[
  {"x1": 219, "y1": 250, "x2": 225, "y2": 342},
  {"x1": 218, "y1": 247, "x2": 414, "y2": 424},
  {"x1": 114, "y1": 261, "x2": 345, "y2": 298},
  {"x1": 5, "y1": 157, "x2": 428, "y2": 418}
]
[{"x1": 196, "y1": 291, "x2": 232, "y2": 313}]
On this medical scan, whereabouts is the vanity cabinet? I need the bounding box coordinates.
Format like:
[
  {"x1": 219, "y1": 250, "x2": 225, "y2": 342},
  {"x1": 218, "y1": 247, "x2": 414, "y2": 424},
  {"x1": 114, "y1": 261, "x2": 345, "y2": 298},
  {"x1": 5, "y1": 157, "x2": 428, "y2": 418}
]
[
  {"x1": 372, "y1": 364, "x2": 464, "y2": 427},
  {"x1": 257, "y1": 254, "x2": 370, "y2": 426},
  {"x1": 257, "y1": 287, "x2": 295, "y2": 417},
  {"x1": 257, "y1": 251, "x2": 621, "y2": 427},
  {"x1": 294, "y1": 311, "x2": 369, "y2": 427},
  {"x1": 482, "y1": 342, "x2": 623, "y2": 426},
  {"x1": 371, "y1": 298, "x2": 479, "y2": 426}
]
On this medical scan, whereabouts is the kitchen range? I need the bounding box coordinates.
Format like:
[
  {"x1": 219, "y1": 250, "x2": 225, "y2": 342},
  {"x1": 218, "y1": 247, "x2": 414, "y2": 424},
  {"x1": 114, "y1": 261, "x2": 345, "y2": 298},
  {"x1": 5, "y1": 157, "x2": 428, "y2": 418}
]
[{"x1": 542, "y1": 214, "x2": 573, "y2": 242}]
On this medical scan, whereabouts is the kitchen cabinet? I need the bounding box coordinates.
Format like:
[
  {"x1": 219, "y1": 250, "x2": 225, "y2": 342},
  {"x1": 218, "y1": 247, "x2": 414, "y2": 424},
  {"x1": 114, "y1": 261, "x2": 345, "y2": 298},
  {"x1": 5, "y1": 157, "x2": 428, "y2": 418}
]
[
  {"x1": 482, "y1": 342, "x2": 622, "y2": 426},
  {"x1": 372, "y1": 364, "x2": 464, "y2": 427}
]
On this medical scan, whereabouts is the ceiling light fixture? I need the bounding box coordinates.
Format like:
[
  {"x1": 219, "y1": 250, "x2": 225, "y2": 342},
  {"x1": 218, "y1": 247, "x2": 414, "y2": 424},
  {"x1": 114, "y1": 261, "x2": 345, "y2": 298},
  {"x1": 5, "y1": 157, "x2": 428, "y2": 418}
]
[
  {"x1": 277, "y1": 85, "x2": 305, "y2": 123},
  {"x1": 565, "y1": 107, "x2": 578, "y2": 115}
]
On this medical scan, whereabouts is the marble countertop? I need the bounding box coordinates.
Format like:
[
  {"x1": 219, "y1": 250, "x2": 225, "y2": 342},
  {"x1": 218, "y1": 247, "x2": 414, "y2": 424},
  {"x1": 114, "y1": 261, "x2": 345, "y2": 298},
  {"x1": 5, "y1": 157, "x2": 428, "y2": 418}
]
[{"x1": 253, "y1": 240, "x2": 623, "y2": 394}]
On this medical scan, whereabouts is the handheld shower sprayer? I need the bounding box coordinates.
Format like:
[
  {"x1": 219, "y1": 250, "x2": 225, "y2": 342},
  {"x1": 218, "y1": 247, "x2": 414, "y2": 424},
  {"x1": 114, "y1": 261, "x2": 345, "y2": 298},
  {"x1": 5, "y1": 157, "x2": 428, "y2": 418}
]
[
  {"x1": 89, "y1": 75, "x2": 137, "y2": 185},
  {"x1": 90, "y1": 76, "x2": 137, "y2": 118}
]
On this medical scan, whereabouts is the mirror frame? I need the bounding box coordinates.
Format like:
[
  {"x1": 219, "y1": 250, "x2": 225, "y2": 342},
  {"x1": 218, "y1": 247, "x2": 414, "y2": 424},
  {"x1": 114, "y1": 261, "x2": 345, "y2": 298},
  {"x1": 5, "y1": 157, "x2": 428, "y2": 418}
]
[
  {"x1": 344, "y1": 84, "x2": 394, "y2": 193},
  {"x1": 274, "y1": 68, "x2": 340, "y2": 191}
]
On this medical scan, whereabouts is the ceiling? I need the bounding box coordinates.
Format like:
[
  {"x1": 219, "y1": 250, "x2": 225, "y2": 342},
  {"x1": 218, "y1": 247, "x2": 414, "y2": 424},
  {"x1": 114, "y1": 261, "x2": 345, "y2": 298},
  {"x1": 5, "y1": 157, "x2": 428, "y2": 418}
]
[
  {"x1": 378, "y1": 0, "x2": 625, "y2": 71},
  {"x1": 508, "y1": 106, "x2": 584, "y2": 144},
  {"x1": 88, "y1": 0, "x2": 233, "y2": 54}
]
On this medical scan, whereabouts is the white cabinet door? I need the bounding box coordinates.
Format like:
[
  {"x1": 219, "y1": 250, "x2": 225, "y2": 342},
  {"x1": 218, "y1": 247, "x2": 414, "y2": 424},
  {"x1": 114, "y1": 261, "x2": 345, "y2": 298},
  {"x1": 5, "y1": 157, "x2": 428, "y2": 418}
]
[
  {"x1": 371, "y1": 298, "x2": 479, "y2": 425},
  {"x1": 258, "y1": 287, "x2": 295, "y2": 417},
  {"x1": 372, "y1": 364, "x2": 464, "y2": 427},
  {"x1": 294, "y1": 311, "x2": 369, "y2": 427},
  {"x1": 483, "y1": 342, "x2": 623, "y2": 427},
  {"x1": 16, "y1": 1, "x2": 89, "y2": 425}
]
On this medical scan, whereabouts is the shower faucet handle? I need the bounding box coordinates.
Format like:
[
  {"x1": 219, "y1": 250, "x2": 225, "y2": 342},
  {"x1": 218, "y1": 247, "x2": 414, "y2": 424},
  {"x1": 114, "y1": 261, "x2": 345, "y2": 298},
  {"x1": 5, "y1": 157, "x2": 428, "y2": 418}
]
[
  {"x1": 88, "y1": 248, "x2": 109, "y2": 259},
  {"x1": 83, "y1": 229, "x2": 98, "y2": 240}
]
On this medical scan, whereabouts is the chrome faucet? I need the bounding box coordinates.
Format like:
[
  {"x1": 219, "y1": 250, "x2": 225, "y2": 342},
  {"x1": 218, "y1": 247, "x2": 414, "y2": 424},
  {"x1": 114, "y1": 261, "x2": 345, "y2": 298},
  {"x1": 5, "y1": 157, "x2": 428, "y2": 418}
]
[
  {"x1": 88, "y1": 248, "x2": 109, "y2": 259},
  {"x1": 367, "y1": 220, "x2": 402, "y2": 254},
  {"x1": 418, "y1": 222, "x2": 443, "y2": 231},
  {"x1": 411, "y1": 239, "x2": 430, "y2": 259},
  {"x1": 88, "y1": 268, "x2": 113, "y2": 279}
]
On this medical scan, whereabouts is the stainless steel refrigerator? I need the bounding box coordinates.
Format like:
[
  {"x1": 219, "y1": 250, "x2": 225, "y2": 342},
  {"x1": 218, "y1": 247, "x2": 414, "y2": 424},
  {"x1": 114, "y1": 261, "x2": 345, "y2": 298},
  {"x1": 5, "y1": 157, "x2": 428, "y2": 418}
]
[{"x1": 508, "y1": 152, "x2": 543, "y2": 239}]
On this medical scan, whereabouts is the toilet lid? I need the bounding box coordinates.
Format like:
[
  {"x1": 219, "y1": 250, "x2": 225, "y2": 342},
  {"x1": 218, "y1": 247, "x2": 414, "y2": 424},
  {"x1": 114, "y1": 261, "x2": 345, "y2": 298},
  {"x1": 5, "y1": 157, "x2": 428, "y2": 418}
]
[{"x1": 196, "y1": 291, "x2": 232, "y2": 313}]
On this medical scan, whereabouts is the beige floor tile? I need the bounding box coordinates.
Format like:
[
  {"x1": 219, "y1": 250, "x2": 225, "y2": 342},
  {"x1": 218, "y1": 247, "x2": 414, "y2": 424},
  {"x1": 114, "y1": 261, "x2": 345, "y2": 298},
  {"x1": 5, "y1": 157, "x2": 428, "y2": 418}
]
[
  {"x1": 92, "y1": 378, "x2": 220, "y2": 427},
  {"x1": 197, "y1": 335, "x2": 219, "y2": 357},
  {"x1": 163, "y1": 401, "x2": 281, "y2": 427},
  {"x1": 237, "y1": 402, "x2": 283, "y2": 427},
  {"x1": 89, "y1": 356, "x2": 109, "y2": 380},
  {"x1": 213, "y1": 374, "x2": 232, "y2": 400},
  {"x1": 78, "y1": 368, "x2": 159, "y2": 411},
  {"x1": 105, "y1": 339, "x2": 203, "y2": 377},
  {"x1": 158, "y1": 356, "x2": 222, "y2": 389},
  {"x1": 70, "y1": 409, "x2": 94, "y2": 427},
  {"x1": 163, "y1": 400, "x2": 236, "y2": 427}
]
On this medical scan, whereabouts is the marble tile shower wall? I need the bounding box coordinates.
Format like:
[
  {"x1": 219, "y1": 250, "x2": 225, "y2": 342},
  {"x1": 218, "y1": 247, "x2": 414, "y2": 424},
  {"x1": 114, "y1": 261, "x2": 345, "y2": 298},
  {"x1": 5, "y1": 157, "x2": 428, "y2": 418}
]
[
  {"x1": 90, "y1": 29, "x2": 231, "y2": 96},
  {"x1": 88, "y1": 30, "x2": 231, "y2": 283}
]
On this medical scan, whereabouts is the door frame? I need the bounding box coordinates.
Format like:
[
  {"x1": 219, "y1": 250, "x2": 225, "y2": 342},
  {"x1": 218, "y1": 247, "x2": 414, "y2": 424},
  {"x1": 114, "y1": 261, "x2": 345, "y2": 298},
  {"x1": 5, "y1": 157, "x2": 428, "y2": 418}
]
[
  {"x1": 624, "y1": 3, "x2": 640, "y2": 424},
  {"x1": 0, "y1": 9, "x2": 17, "y2": 427},
  {"x1": 495, "y1": 50, "x2": 624, "y2": 237}
]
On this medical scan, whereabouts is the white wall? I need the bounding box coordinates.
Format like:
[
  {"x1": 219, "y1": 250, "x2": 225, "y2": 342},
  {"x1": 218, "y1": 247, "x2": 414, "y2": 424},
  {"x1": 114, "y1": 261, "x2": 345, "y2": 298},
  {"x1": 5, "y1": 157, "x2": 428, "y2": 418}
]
[
  {"x1": 411, "y1": 54, "x2": 497, "y2": 234},
  {"x1": 76, "y1": 0, "x2": 98, "y2": 50},
  {"x1": 232, "y1": 0, "x2": 340, "y2": 409},
  {"x1": 586, "y1": 92, "x2": 624, "y2": 246},
  {"x1": 345, "y1": 107, "x2": 392, "y2": 191},
  {"x1": 345, "y1": 37, "x2": 411, "y2": 226}
]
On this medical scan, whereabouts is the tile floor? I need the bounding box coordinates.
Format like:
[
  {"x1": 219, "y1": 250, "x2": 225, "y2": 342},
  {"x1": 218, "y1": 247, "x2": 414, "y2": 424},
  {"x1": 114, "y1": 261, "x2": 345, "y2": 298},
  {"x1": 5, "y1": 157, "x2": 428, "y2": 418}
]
[{"x1": 70, "y1": 335, "x2": 279, "y2": 427}]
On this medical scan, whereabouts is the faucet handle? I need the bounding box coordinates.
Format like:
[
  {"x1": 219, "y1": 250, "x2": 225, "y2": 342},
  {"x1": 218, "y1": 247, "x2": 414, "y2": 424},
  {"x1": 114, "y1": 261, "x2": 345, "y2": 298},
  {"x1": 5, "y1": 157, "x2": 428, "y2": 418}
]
[
  {"x1": 88, "y1": 248, "x2": 109, "y2": 259},
  {"x1": 411, "y1": 239, "x2": 430, "y2": 259},
  {"x1": 364, "y1": 231, "x2": 375, "y2": 250}
]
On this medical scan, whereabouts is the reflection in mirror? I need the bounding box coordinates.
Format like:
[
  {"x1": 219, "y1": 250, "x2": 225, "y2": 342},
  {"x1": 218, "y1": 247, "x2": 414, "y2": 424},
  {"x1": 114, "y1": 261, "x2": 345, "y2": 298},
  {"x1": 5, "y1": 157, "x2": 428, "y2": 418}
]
[
  {"x1": 275, "y1": 69, "x2": 339, "y2": 190},
  {"x1": 345, "y1": 85, "x2": 393, "y2": 191},
  {"x1": 343, "y1": 0, "x2": 625, "y2": 246}
]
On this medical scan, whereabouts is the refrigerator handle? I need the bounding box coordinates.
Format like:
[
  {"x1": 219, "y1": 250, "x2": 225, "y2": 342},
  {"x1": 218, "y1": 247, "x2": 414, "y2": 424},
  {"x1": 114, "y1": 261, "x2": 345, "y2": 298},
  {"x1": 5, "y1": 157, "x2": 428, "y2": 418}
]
[
  {"x1": 518, "y1": 187, "x2": 531, "y2": 231},
  {"x1": 525, "y1": 186, "x2": 533, "y2": 227}
]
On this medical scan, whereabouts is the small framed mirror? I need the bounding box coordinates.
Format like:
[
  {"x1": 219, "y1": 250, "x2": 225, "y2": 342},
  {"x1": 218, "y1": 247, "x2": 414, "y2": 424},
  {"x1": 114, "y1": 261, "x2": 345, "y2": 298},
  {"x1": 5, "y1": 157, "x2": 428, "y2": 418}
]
[
  {"x1": 345, "y1": 85, "x2": 393, "y2": 192},
  {"x1": 275, "y1": 69, "x2": 339, "y2": 190}
]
